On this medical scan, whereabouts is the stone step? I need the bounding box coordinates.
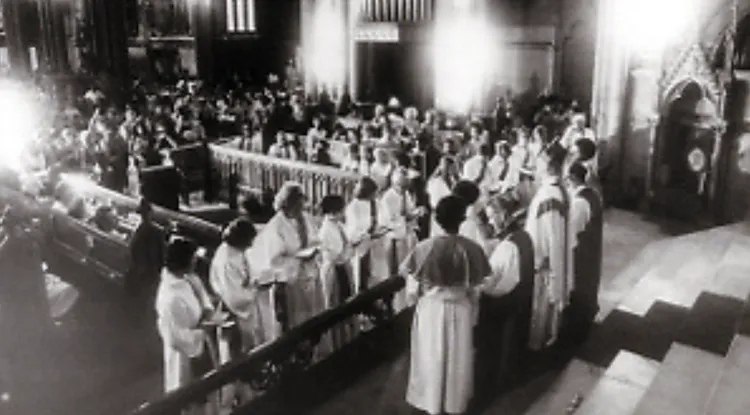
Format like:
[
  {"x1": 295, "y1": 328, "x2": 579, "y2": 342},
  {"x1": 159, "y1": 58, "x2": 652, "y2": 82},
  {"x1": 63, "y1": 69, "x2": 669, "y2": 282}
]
[
  {"x1": 674, "y1": 292, "x2": 745, "y2": 356},
  {"x1": 632, "y1": 344, "x2": 725, "y2": 415},
  {"x1": 576, "y1": 351, "x2": 659, "y2": 415},
  {"x1": 522, "y1": 359, "x2": 604, "y2": 415},
  {"x1": 703, "y1": 335, "x2": 750, "y2": 415}
]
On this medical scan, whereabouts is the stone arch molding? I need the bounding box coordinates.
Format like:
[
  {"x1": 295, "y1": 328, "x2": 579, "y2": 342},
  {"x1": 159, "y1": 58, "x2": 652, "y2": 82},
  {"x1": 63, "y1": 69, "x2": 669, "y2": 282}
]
[{"x1": 662, "y1": 77, "x2": 712, "y2": 110}]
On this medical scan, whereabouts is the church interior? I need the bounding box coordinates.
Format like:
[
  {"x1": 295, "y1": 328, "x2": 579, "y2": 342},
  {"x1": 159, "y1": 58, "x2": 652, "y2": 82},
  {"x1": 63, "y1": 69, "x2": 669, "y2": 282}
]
[{"x1": 2, "y1": 0, "x2": 750, "y2": 414}]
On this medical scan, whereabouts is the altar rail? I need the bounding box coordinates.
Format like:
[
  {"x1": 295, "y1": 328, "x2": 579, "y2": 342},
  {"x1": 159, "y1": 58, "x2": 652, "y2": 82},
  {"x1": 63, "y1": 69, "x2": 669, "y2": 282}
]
[
  {"x1": 129, "y1": 277, "x2": 406, "y2": 415},
  {"x1": 210, "y1": 144, "x2": 361, "y2": 213}
]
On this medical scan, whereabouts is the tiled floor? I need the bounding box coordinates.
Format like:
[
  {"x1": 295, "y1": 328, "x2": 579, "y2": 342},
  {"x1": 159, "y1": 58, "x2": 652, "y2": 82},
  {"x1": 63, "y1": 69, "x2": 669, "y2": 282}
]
[{"x1": 0, "y1": 208, "x2": 726, "y2": 415}]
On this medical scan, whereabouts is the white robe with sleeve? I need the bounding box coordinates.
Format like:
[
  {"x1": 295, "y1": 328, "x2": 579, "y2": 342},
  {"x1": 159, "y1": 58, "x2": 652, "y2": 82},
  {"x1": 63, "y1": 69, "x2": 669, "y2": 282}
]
[
  {"x1": 426, "y1": 176, "x2": 452, "y2": 237},
  {"x1": 569, "y1": 186, "x2": 592, "y2": 251},
  {"x1": 379, "y1": 187, "x2": 418, "y2": 312},
  {"x1": 482, "y1": 238, "x2": 521, "y2": 297},
  {"x1": 459, "y1": 202, "x2": 498, "y2": 256},
  {"x1": 247, "y1": 211, "x2": 323, "y2": 333},
  {"x1": 155, "y1": 270, "x2": 214, "y2": 393},
  {"x1": 524, "y1": 176, "x2": 572, "y2": 350},
  {"x1": 318, "y1": 217, "x2": 358, "y2": 351},
  {"x1": 345, "y1": 199, "x2": 389, "y2": 292},
  {"x1": 209, "y1": 243, "x2": 264, "y2": 349}
]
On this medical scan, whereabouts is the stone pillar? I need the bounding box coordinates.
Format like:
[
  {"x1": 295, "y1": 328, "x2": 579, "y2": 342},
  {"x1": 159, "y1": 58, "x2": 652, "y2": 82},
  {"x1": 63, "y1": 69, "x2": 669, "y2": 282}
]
[
  {"x1": 37, "y1": 0, "x2": 71, "y2": 74},
  {"x1": 2, "y1": 0, "x2": 32, "y2": 75},
  {"x1": 192, "y1": 0, "x2": 217, "y2": 84}
]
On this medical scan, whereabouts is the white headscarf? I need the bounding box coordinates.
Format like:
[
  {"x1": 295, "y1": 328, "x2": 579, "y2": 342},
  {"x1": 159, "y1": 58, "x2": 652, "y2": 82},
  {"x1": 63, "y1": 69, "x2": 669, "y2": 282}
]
[{"x1": 273, "y1": 181, "x2": 305, "y2": 211}]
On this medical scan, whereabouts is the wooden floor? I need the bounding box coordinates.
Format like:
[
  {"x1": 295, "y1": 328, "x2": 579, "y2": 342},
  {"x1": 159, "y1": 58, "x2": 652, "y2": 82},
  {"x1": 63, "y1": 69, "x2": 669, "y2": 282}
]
[{"x1": 1, "y1": 209, "x2": 734, "y2": 415}]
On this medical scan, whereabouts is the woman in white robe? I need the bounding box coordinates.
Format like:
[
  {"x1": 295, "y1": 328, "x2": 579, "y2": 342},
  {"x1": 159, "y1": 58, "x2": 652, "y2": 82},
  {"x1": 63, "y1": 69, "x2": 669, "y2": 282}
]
[
  {"x1": 426, "y1": 156, "x2": 458, "y2": 237},
  {"x1": 379, "y1": 167, "x2": 426, "y2": 312},
  {"x1": 155, "y1": 237, "x2": 221, "y2": 415},
  {"x1": 247, "y1": 182, "x2": 323, "y2": 335},
  {"x1": 209, "y1": 218, "x2": 263, "y2": 350},
  {"x1": 318, "y1": 195, "x2": 358, "y2": 353},
  {"x1": 401, "y1": 195, "x2": 491, "y2": 415},
  {"x1": 345, "y1": 176, "x2": 389, "y2": 293}
]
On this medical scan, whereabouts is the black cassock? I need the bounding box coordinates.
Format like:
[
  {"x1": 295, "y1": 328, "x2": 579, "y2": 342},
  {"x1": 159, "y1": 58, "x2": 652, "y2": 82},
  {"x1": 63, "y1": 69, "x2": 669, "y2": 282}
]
[
  {"x1": 566, "y1": 186, "x2": 604, "y2": 345},
  {"x1": 473, "y1": 229, "x2": 535, "y2": 405}
]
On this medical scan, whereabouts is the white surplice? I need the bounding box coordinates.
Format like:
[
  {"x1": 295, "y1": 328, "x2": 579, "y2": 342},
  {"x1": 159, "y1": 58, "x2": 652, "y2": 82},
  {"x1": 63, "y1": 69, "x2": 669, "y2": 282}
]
[
  {"x1": 247, "y1": 211, "x2": 323, "y2": 334},
  {"x1": 379, "y1": 187, "x2": 419, "y2": 312},
  {"x1": 371, "y1": 161, "x2": 396, "y2": 192},
  {"x1": 569, "y1": 185, "x2": 592, "y2": 250},
  {"x1": 155, "y1": 269, "x2": 214, "y2": 393},
  {"x1": 209, "y1": 243, "x2": 263, "y2": 349},
  {"x1": 400, "y1": 235, "x2": 490, "y2": 415},
  {"x1": 426, "y1": 175, "x2": 453, "y2": 237},
  {"x1": 318, "y1": 216, "x2": 358, "y2": 352},
  {"x1": 462, "y1": 155, "x2": 499, "y2": 198},
  {"x1": 524, "y1": 176, "x2": 572, "y2": 350},
  {"x1": 345, "y1": 199, "x2": 389, "y2": 292},
  {"x1": 482, "y1": 238, "x2": 521, "y2": 297},
  {"x1": 459, "y1": 202, "x2": 498, "y2": 256}
]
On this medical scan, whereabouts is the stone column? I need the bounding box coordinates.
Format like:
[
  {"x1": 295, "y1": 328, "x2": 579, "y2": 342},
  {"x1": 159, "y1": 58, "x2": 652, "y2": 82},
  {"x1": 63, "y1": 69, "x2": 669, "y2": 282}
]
[
  {"x1": 192, "y1": 0, "x2": 216, "y2": 83},
  {"x1": 2, "y1": 0, "x2": 32, "y2": 75},
  {"x1": 37, "y1": 0, "x2": 71, "y2": 74}
]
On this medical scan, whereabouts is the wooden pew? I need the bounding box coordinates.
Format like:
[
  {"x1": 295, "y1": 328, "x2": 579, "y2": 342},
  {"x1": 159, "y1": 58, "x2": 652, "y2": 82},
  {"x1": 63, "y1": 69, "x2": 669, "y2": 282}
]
[{"x1": 210, "y1": 144, "x2": 361, "y2": 214}]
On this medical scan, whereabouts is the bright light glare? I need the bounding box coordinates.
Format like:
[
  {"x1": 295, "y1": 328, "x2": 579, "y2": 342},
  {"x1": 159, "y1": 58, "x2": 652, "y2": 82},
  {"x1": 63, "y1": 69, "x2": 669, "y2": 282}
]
[
  {"x1": 0, "y1": 82, "x2": 37, "y2": 172},
  {"x1": 306, "y1": 0, "x2": 346, "y2": 94},
  {"x1": 615, "y1": 0, "x2": 694, "y2": 54},
  {"x1": 434, "y1": 16, "x2": 495, "y2": 114}
]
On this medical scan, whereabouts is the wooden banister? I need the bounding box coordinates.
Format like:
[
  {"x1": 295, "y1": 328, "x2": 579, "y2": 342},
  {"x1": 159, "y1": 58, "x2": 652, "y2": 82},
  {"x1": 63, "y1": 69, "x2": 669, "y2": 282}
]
[
  {"x1": 129, "y1": 276, "x2": 405, "y2": 415},
  {"x1": 210, "y1": 144, "x2": 361, "y2": 213}
]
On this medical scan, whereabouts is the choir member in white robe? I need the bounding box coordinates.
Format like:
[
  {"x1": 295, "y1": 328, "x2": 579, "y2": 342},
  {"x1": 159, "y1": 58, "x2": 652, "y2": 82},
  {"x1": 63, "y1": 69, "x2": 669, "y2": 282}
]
[
  {"x1": 318, "y1": 195, "x2": 358, "y2": 352},
  {"x1": 209, "y1": 219, "x2": 262, "y2": 351},
  {"x1": 379, "y1": 168, "x2": 426, "y2": 312},
  {"x1": 155, "y1": 237, "x2": 222, "y2": 415},
  {"x1": 426, "y1": 156, "x2": 458, "y2": 237},
  {"x1": 346, "y1": 177, "x2": 389, "y2": 293},
  {"x1": 566, "y1": 138, "x2": 602, "y2": 196},
  {"x1": 559, "y1": 113, "x2": 595, "y2": 150},
  {"x1": 247, "y1": 182, "x2": 323, "y2": 334},
  {"x1": 461, "y1": 143, "x2": 498, "y2": 202},
  {"x1": 402, "y1": 195, "x2": 491, "y2": 415},
  {"x1": 453, "y1": 180, "x2": 498, "y2": 256},
  {"x1": 509, "y1": 132, "x2": 537, "y2": 207},
  {"x1": 524, "y1": 142, "x2": 573, "y2": 350},
  {"x1": 370, "y1": 147, "x2": 396, "y2": 192}
]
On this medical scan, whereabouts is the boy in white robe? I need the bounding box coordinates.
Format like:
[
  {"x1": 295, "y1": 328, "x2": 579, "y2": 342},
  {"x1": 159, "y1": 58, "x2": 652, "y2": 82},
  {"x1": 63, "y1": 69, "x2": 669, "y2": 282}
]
[
  {"x1": 453, "y1": 180, "x2": 498, "y2": 256},
  {"x1": 379, "y1": 167, "x2": 426, "y2": 312},
  {"x1": 402, "y1": 195, "x2": 490, "y2": 415},
  {"x1": 319, "y1": 195, "x2": 358, "y2": 352},
  {"x1": 156, "y1": 237, "x2": 222, "y2": 414},
  {"x1": 345, "y1": 176, "x2": 389, "y2": 293},
  {"x1": 524, "y1": 142, "x2": 572, "y2": 350}
]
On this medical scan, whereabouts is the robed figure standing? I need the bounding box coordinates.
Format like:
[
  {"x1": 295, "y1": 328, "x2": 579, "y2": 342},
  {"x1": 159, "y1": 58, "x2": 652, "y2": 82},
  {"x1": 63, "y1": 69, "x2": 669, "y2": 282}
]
[
  {"x1": 564, "y1": 162, "x2": 603, "y2": 345},
  {"x1": 426, "y1": 156, "x2": 458, "y2": 237},
  {"x1": 345, "y1": 177, "x2": 389, "y2": 293},
  {"x1": 452, "y1": 180, "x2": 499, "y2": 256},
  {"x1": 379, "y1": 167, "x2": 427, "y2": 312},
  {"x1": 524, "y1": 142, "x2": 572, "y2": 350},
  {"x1": 318, "y1": 195, "x2": 358, "y2": 352},
  {"x1": 247, "y1": 182, "x2": 323, "y2": 335},
  {"x1": 474, "y1": 211, "x2": 535, "y2": 405},
  {"x1": 155, "y1": 237, "x2": 224, "y2": 415},
  {"x1": 402, "y1": 195, "x2": 491, "y2": 415},
  {"x1": 127, "y1": 199, "x2": 165, "y2": 320}
]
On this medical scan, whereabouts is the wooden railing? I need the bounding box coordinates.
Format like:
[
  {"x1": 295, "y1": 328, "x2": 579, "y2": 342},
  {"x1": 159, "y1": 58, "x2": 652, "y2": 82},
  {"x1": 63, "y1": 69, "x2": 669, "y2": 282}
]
[
  {"x1": 210, "y1": 144, "x2": 361, "y2": 213},
  {"x1": 129, "y1": 277, "x2": 406, "y2": 415}
]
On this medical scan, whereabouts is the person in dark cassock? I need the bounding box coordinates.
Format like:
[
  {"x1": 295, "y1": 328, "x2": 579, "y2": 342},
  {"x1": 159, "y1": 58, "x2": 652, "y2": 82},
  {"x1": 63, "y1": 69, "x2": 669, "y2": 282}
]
[
  {"x1": 562, "y1": 162, "x2": 603, "y2": 347},
  {"x1": 127, "y1": 199, "x2": 165, "y2": 318},
  {"x1": 473, "y1": 209, "x2": 535, "y2": 406}
]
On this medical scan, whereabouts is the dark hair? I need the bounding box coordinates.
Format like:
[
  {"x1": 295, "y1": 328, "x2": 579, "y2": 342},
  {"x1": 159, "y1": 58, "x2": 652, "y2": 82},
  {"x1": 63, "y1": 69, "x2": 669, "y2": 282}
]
[
  {"x1": 435, "y1": 195, "x2": 467, "y2": 233},
  {"x1": 165, "y1": 236, "x2": 197, "y2": 273},
  {"x1": 479, "y1": 143, "x2": 493, "y2": 157},
  {"x1": 543, "y1": 142, "x2": 567, "y2": 173},
  {"x1": 354, "y1": 176, "x2": 378, "y2": 200},
  {"x1": 567, "y1": 162, "x2": 588, "y2": 184},
  {"x1": 222, "y1": 218, "x2": 257, "y2": 249},
  {"x1": 574, "y1": 138, "x2": 597, "y2": 162},
  {"x1": 320, "y1": 195, "x2": 345, "y2": 215},
  {"x1": 395, "y1": 151, "x2": 410, "y2": 168},
  {"x1": 452, "y1": 180, "x2": 480, "y2": 206}
]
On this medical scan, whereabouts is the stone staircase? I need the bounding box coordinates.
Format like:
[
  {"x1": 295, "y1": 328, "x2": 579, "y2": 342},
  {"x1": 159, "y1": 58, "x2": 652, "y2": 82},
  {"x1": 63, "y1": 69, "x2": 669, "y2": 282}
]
[{"x1": 513, "y1": 223, "x2": 750, "y2": 415}]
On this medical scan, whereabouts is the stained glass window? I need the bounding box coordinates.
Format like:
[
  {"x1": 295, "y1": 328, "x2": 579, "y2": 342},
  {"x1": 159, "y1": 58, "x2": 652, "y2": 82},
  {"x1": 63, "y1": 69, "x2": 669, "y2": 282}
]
[{"x1": 226, "y1": 0, "x2": 256, "y2": 33}]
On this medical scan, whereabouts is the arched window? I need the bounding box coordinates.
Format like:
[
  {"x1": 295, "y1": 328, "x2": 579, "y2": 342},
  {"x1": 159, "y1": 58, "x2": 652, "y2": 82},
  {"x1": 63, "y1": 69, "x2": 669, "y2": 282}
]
[{"x1": 226, "y1": 0, "x2": 256, "y2": 33}]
